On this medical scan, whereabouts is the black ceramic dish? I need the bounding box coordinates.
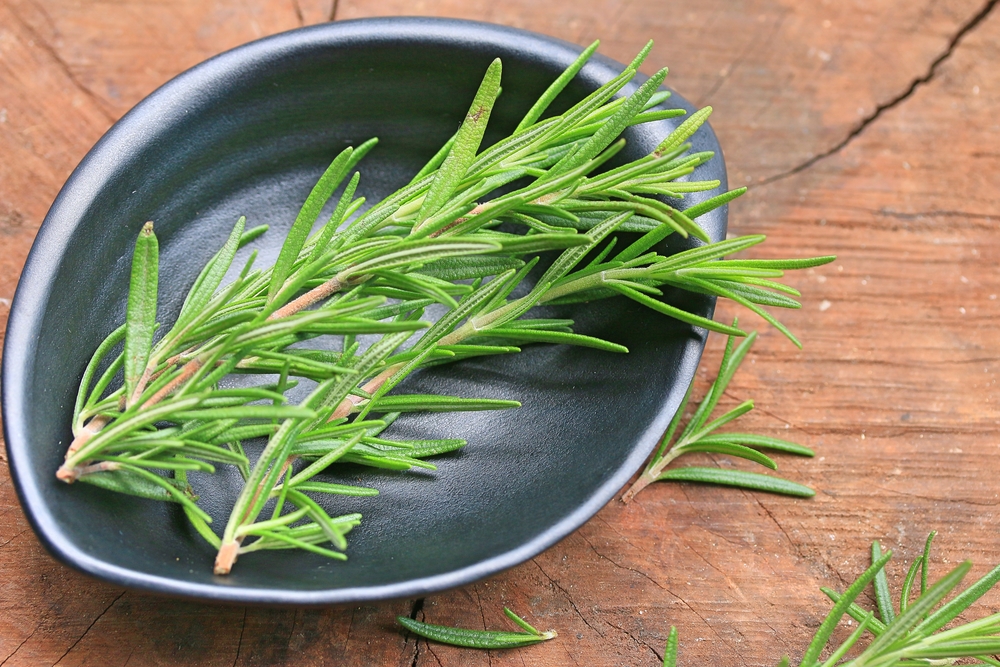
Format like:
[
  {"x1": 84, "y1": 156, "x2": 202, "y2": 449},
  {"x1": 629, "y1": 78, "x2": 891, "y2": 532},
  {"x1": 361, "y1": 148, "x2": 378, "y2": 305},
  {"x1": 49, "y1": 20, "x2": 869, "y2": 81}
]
[{"x1": 2, "y1": 18, "x2": 727, "y2": 605}]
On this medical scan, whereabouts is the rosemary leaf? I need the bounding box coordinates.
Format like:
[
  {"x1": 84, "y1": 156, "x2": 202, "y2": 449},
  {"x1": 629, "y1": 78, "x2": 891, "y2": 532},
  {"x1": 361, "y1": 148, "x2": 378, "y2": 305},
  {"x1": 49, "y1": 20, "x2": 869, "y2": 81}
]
[
  {"x1": 415, "y1": 58, "x2": 502, "y2": 230},
  {"x1": 657, "y1": 467, "x2": 815, "y2": 497},
  {"x1": 397, "y1": 610, "x2": 556, "y2": 649},
  {"x1": 123, "y1": 222, "x2": 159, "y2": 406}
]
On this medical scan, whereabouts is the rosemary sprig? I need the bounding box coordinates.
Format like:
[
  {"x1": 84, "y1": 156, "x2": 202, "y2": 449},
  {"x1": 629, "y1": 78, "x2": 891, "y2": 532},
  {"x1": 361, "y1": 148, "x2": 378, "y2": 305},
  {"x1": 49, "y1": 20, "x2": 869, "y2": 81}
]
[
  {"x1": 59, "y1": 39, "x2": 833, "y2": 574},
  {"x1": 622, "y1": 325, "x2": 815, "y2": 503},
  {"x1": 658, "y1": 532, "x2": 1000, "y2": 666},
  {"x1": 397, "y1": 608, "x2": 557, "y2": 649},
  {"x1": 394, "y1": 534, "x2": 1000, "y2": 667}
]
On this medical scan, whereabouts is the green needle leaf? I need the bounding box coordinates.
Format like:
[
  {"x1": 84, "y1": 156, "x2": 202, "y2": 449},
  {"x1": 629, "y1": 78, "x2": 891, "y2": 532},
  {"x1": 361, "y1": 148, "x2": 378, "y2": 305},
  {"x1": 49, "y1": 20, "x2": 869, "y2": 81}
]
[
  {"x1": 921, "y1": 530, "x2": 936, "y2": 595},
  {"x1": 899, "y1": 558, "x2": 921, "y2": 615},
  {"x1": 124, "y1": 221, "x2": 159, "y2": 406},
  {"x1": 309, "y1": 171, "x2": 362, "y2": 261},
  {"x1": 291, "y1": 481, "x2": 378, "y2": 497},
  {"x1": 799, "y1": 549, "x2": 893, "y2": 667},
  {"x1": 657, "y1": 467, "x2": 815, "y2": 497},
  {"x1": 397, "y1": 613, "x2": 556, "y2": 649},
  {"x1": 414, "y1": 58, "x2": 502, "y2": 230},
  {"x1": 606, "y1": 281, "x2": 746, "y2": 337},
  {"x1": 855, "y1": 561, "x2": 972, "y2": 663},
  {"x1": 912, "y1": 560, "x2": 1000, "y2": 638},
  {"x1": 369, "y1": 394, "x2": 520, "y2": 413},
  {"x1": 819, "y1": 612, "x2": 873, "y2": 667},
  {"x1": 872, "y1": 540, "x2": 897, "y2": 624},
  {"x1": 503, "y1": 608, "x2": 541, "y2": 635},
  {"x1": 344, "y1": 238, "x2": 503, "y2": 277},
  {"x1": 548, "y1": 68, "x2": 669, "y2": 177},
  {"x1": 663, "y1": 626, "x2": 679, "y2": 667},
  {"x1": 479, "y1": 328, "x2": 629, "y2": 353},
  {"x1": 78, "y1": 467, "x2": 191, "y2": 503},
  {"x1": 675, "y1": 441, "x2": 777, "y2": 470},
  {"x1": 516, "y1": 39, "x2": 600, "y2": 132},
  {"x1": 694, "y1": 434, "x2": 814, "y2": 457},
  {"x1": 628, "y1": 40, "x2": 655, "y2": 70},
  {"x1": 176, "y1": 216, "x2": 246, "y2": 330},
  {"x1": 820, "y1": 588, "x2": 888, "y2": 636},
  {"x1": 268, "y1": 146, "x2": 355, "y2": 301},
  {"x1": 682, "y1": 187, "x2": 747, "y2": 220},
  {"x1": 654, "y1": 106, "x2": 712, "y2": 157},
  {"x1": 74, "y1": 324, "x2": 125, "y2": 425},
  {"x1": 412, "y1": 133, "x2": 456, "y2": 183}
]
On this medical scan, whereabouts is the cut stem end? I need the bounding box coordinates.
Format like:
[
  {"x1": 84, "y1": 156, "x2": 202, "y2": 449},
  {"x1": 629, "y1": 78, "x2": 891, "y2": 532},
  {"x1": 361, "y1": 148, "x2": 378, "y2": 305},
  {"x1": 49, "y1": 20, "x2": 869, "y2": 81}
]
[{"x1": 214, "y1": 541, "x2": 240, "y2": 575}]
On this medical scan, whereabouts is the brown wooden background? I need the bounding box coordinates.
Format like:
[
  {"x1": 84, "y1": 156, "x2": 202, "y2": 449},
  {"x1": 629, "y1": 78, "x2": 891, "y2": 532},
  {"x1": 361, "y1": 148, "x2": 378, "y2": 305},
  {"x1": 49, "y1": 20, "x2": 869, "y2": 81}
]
[{"x1": 2, "y1": 0, "x2": 1000, "y2": 665}]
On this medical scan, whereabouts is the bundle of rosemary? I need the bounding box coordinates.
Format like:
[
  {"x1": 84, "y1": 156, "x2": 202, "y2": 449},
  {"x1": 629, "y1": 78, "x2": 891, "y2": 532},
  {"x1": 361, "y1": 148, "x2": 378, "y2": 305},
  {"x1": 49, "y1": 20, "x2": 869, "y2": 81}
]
[{"x1": 59, "y1": 40, "x2": 833, "y2": 575}]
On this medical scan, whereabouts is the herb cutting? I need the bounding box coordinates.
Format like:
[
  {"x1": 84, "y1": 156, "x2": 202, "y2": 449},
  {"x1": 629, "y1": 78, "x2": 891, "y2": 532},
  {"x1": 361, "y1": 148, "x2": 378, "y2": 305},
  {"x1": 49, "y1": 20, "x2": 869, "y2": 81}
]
[{"x1": 57, "y1": 39, "x2": 833, "y2": 575}]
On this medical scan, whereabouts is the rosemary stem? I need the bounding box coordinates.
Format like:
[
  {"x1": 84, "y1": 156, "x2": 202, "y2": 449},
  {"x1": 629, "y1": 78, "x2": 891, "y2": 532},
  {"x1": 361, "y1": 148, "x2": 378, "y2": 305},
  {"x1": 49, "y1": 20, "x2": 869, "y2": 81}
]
[
  {"x1": 140, "y1": 358, "x2": 203, "y2": 409},
  {"x1": 267, "y1": 275, "x2": 345, "y2": 320},
  {"x1": 214, "y1": 456, "x2": 298, "y2": 575},
  {"x1": 329, "y1": 363, "x2": 404, "y2": 420},
  {"x1": 65, "y1": 414, "x2": 110, "y2": 461},
  {"x1": 215, "y1": 417, "x2": 303, "y2": 574},
  {"x1": 621, "y1": 447, "x2": 683, "y2": 503}
]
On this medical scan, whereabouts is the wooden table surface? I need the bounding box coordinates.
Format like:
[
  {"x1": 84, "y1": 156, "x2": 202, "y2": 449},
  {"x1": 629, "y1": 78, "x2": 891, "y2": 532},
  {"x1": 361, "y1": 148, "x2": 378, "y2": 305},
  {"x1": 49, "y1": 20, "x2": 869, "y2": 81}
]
[{"x1": 2, "y1": 1, "x2": 999, "y2": 665}]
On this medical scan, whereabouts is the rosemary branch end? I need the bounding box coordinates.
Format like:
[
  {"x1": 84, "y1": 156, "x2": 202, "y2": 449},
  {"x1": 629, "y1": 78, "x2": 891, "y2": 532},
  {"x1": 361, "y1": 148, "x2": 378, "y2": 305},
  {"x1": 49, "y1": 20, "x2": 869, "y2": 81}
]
[{"x1": 214, "y1": 541, "x2": 240, "y2": 575}]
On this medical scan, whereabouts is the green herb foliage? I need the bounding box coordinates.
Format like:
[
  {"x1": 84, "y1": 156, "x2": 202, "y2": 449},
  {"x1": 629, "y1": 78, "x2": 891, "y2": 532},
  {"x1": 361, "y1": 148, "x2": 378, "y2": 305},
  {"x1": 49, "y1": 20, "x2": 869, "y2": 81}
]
[
  {"x1": 622, "y1": 325, "x2": 815, "y2": 503},
  {"x1": 664, "y1": 532, "x2": 1000, "y2": 667},
  {"x1": 397, "y1": 608, "x2": 557, "y2": 649},
  {"x1": 60, "y1": 39, "x2": 833, "y2": 574},
  {"x1": 394, "y1": 535, "x2": 1000, "y2": 667}
]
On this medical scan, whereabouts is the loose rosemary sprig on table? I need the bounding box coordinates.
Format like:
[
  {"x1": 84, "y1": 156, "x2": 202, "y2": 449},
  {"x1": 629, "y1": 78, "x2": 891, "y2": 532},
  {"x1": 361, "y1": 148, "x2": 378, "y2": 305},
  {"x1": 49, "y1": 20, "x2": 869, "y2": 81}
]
[
  {"x1": 622, "y1": 324, "x2": 815, "y2": 503},
  {"x1": 394, "y1": 533, "x2": 1000, "y2": 667},
  {"x1": 662, "y1": 532, "x2": 1000, "y2": 667},
  {"x1": 398, "y1": 607, "x2": 557, "y2": 649},
  {"x1": 59, "y1": 39, "x2": 833, "y2": 574}
]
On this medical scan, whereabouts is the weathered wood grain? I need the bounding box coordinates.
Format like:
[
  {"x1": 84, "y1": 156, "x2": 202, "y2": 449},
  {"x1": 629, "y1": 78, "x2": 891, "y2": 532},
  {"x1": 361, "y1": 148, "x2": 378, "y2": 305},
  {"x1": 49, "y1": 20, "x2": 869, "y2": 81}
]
[{"x1": 1, "y1": 0, "x2": 999, "y2": 665}]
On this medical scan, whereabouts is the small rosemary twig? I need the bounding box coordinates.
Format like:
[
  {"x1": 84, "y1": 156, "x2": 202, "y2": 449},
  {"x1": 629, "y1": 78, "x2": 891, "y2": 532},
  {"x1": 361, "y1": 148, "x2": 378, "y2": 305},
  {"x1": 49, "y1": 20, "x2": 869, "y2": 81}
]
[{"x1": 622, "y1": 324, "x2": 815, "y2": 503}]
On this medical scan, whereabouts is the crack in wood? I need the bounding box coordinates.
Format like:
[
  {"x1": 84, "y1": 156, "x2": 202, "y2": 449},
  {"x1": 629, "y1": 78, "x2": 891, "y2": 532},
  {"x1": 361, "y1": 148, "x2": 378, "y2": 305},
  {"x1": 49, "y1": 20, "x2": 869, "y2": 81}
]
[
  {"x1": 697, "y1": 10, "x2": 789, "y2": 108},
  {"x1": 604, "y1": 618, "x2": 664, "y2": 664},
  {"x1": 531, "y1": 559, "x2": 605, "y2": 638},
  {"x1": 678, "y1": 533, "x2": 750, "y2": 603},
  {"x1": 745, "y1": 490, "x2": 811, "y2": 565},
  {"x1": 404, "y1": 598, "x2": 424, "y2": 667},
  {"x1": 595, "y1": 514, "x2": 666, "y2": 561},
  {"x1": 0, "y1": 527, "x2": 30, "y2": 550},
  {"x1": 8, "y1": 1, "x2": 116, "y2": 124},
  {"x1": 344, "y1": 607, "x2": 355, "y2": 651},
  {"x1": 52, "y1": 590, "x2": 127, "y2": 665},
  {"x1": 231, "y1": 608, "x2": 247, "y2": 667},
  {"x1": 758, "y1": 0, "x2": 999, "y2": 186},
  {"x1": 0, "y1": 622, "x2": 39, "y2": 666},
  {"x1": 876, "y1": 208, "x2": 996, "y2": 221},
  {"x1": 674, "y1": 596, "x2": 749, "y2": 667},
  {"x1": 472, "y1": 587, "x2": 494, "y2": 667},
  {"x1": 423, "y1": 644, "x2": 444, "y2": 667},
  {"x1": 579, "y1": 532, "x2": 668, "y2": 593}
]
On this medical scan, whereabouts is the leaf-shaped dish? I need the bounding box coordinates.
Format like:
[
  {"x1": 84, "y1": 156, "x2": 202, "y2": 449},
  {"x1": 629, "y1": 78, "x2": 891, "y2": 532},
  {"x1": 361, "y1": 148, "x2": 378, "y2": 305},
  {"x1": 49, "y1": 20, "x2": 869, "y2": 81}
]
[{"x1": 1, "y1": 17, "x2": 726, "y2": 605}]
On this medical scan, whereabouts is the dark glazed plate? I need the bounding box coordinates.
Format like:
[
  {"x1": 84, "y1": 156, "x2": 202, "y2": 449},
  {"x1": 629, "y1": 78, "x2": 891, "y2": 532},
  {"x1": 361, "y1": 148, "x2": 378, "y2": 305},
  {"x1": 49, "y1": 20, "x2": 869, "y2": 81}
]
[{"x1": 1, "y1": 18, "x2": 727, "y2": 605}]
